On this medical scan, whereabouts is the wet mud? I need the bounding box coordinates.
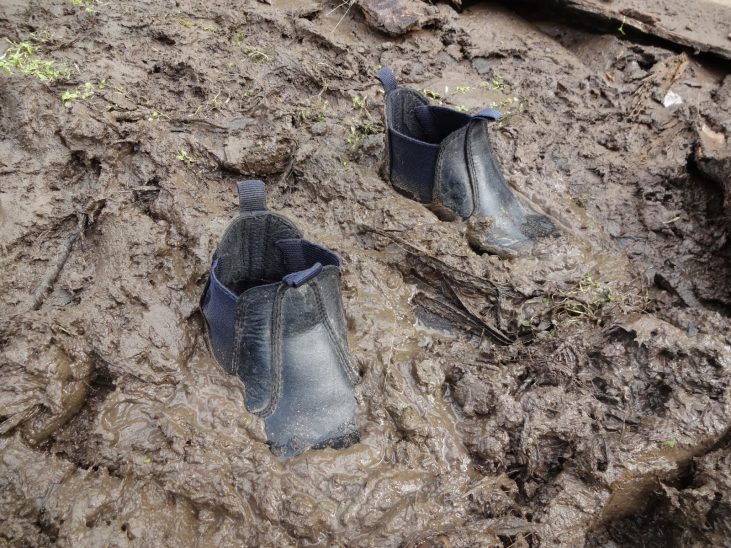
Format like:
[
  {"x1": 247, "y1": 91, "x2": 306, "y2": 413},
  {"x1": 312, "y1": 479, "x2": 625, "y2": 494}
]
[{"x1": 1, "y1": 0, "x2": 730, "y2": 546}]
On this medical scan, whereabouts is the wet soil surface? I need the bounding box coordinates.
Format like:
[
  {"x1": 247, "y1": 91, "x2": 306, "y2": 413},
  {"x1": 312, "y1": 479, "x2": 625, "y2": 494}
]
[
  {"x1": 509, "y1": 0, "x2": 731, "y2": 60},
  {"x1": 1, "y1": 1, "x2": 730, "y2": 546}
]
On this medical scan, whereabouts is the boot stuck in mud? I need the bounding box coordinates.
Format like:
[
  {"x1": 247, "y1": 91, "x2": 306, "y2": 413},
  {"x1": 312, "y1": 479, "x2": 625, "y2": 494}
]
[
  {"x1": 378, "y1": 66, "x2": 559, "y2": 257},
  {"x1": 201, "y1": 180, "x2": 359, "y2": 456},
  {"x1": 1, "y1": 0, "x2": 730, "y2": 546}
]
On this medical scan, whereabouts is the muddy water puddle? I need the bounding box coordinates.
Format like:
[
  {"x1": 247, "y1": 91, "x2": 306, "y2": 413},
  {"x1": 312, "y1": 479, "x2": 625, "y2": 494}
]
[{"x1": 1, "y1": 0, "x2": 730, "y2": 546}]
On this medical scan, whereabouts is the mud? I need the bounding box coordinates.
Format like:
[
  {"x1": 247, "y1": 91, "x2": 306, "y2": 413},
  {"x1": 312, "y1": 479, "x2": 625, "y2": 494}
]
[
  {"x1": 1, "y1": 0, "x2": 730, "y2": 546},
  {"x1": 504, "y1": 0, "x2": 731, "y2": 61}
]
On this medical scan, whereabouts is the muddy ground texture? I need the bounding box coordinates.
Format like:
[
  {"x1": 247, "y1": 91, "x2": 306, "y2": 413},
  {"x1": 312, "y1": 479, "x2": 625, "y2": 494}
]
[{"x1": 1, "y1": 0, "x2": 731, "y2": 546}]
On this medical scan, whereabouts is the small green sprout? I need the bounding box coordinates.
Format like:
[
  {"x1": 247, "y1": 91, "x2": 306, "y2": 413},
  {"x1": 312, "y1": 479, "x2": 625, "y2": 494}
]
[
  {"x1": 148, "y1": 110, "x2": 160, "y2": 122},
  {"x1": 54, "y1": 324, "x2": 75, "y2": 336},
  {"x1": 346, "y1": 126, "x2": 363, "y2": 149},
  {"x1": 0, "y1": 41, "x2": 72, "y2": 82},
  {"x1": 81, "y1": 82, "x2": 95, "y2": 97},
  {"x1": 231, "y1": 30, "x2": 245, "y2": 45},
  {"x1": 618, "y1": 16, "x2": 627, "y2": 36},
  {"x1": 578, "y1": 275, "x2": 601, "y2": 292},
  {"x1": 176, "y1": 149, "x2": 199, "y2": 164},
  {"x1": 518, "y1": 311, "x2": 536, "y2": 333},
  {"x1": 455, "y1": 85, "x2": 471, "y2": 94},
  {"x1": 69, "y1": 0, "x2": 96, "y2": 13},
  {"x1": 345, "y1": 93, "x2": 380, "y2": 148},
  {"x1": 491, "y1": 75, "x2": 507, "y2": 91},
  {"x1": 298, "y1": 98, "x2": 328, "y2": 124},
  {"x1": 662, "y1": 438, "x2": 677, "y2": 448},
  {"x1": 175, "y1": 14, "x2": 195, "y2": 28},
  {"x1": 243, "y1": 47, "x2": 272, "y2": 63},
  {"x1": 455, "y1": 105, "x2": 468, "y2": 113},
  {"x1": 312, "y1": 99, "x2": 329, "y2": 122},
  {"x1": 361, "y1": 121, "x2": 379, "y2": 135},
  {"x1": 61, "y1": 82, "x2": 96, "y2": 105},
  {"x1": 352, "y1": 95, "x2": 371, "y2": 118},
  {"x1": 61, "y1": 90, "x2": 80, "y2": 105}
]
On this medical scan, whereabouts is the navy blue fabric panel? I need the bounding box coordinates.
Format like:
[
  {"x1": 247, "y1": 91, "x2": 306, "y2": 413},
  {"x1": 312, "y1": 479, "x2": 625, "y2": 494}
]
[
  {"x1": 276, "y1": 239, "x2": 340, "y2": 270},
  {"x1": 413, "y1": 105, "x2": 473, "y2": 143},
  {"x1": 414, "y1": 105, "x2": 440, "y2": 142},
  {"x1": 388, "y1": 128, "x2": 439, "y2": 203},
  {"x1": 202, "y1": 258, "x2": 238, "y2": 370}
]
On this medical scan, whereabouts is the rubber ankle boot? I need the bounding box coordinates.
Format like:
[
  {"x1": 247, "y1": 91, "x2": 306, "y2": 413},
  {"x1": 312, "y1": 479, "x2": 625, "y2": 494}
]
[
  {"x1": 377, "y1": 67, "x2": 558, "y2": 257},
  {"x1": 200, "y1": 180, "x2": 359, "y2": 457}
]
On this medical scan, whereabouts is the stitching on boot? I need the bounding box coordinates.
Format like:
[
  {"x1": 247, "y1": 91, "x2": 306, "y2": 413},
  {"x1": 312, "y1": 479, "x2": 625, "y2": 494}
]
[
  {"x1": 234, "y1": 295, "x2": 271, "y2": 415},
  {"x1": 261, "y1": 214, "x2": 271, "y2": 281},
  {"x1": 312, "y1": 279, "x2": 359, "y2": 385},
  {"x1": 434, "y1": 128, "x2": 470, "y2": 217},
  {"x1": 244, "y1": 217, "x2": 252, "y2": 283},
  {"x1": 259, "y1": 285, "x2": 285, "y2": 418},
  {"x1": 471, "y1": 119, "x2": 507, "y2": 216},
  {"x1": 465, "y1": 120, "x2": 481, "y2": 218},
  {"x1": 231, "y1": 297, "x2": 247, "y2": 378},
  {"x1": 384, "y1": 99, "x2": 392, "y2": 181}
]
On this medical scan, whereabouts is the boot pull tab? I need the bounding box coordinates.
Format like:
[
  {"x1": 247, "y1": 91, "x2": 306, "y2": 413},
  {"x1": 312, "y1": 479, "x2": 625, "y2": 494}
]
[
  {"x1": 283, "y1": 263, "x2": 323, "y2": 288},
  {"x1": 377, "y1": 67, "x2": 398, "y2": 93},
  {"x1": 237, "y1": 180, "x2": 267, "y2": 213},
  {"x1": 276, "y1": 239, "x2": 341, "y2": 287}
]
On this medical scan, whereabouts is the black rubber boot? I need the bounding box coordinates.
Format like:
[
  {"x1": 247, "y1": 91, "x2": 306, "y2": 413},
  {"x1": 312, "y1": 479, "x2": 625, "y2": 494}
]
[
  {"x1": 200, "y1": 180, "x2": 359, "y2": 457},
  {"x1": 377, "y1": 67, "x2": 558, "y2": 257}
]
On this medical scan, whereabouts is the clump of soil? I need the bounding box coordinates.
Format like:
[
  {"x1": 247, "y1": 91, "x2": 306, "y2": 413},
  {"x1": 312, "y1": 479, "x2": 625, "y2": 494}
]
[{"x1": 1, "y1": 0, "x2": 729, "y2": 546}]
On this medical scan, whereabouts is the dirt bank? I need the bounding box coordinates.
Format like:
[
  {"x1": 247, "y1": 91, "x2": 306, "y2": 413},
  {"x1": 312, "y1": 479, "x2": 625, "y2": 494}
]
[{"x1": 1, "y1": 0, "x2": 730, "y2": 546}]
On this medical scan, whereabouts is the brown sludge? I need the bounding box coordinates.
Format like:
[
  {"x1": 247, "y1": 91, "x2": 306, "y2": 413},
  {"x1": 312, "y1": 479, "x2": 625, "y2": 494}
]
[{"x1": 1, "y1": 0, "x2": 730, "y2": 546}]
